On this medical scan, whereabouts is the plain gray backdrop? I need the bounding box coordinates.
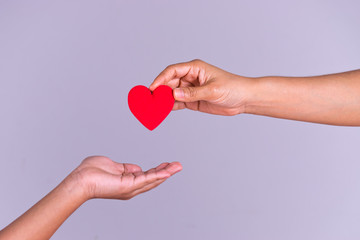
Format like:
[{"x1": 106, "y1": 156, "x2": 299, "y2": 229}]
[{"x1": 1, "y1": 0, "x2": 360, "y2": 239}]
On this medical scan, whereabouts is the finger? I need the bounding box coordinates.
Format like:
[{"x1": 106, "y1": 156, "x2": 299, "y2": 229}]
[
  {"x1": 173, "y1": 101, "x2": 186, "y2": 111},
  {"x1": 132, "y1": 161, "x2": 170, "y2": 176},
  {"x1": 120, "y1": 167, "x2": 162, "y2": 196},
  {"x1": 133, "y1": 171, "x2": 145, "y2": 177},
  {"x1": 133, "y1": 162, "x2": 182, "y2": 189},
  {"x1": 130, "y1": 171, "x2": 145, "y2": 186},
  {"x1": 173, "y1": 79, "x2": 199, "y2": 110},
  {"x1": 155, "y1": 162, "x2": 170, "y2": 170},
  {"x1": 132, "y1": 168, "x2": 165, "y2": 189},
  {"x1": 132, "y1": 178, "x2": 167, "y2": 196},
  {"x1": 116, "y1": 163, "x2": 142, "y2": 174},
  {"x1": 183, "y1": 102, "x2": 200, "y2": 111},
  {"x1": 149, "y1": 62, "x2": 192, "y2": 91},
  {"x1": 146, "y1": 162, "x2": 182, "y2": 177},
  {"x1": 145, "y1": 162, "x2": 171, "y2": 173},
  {"x1": 141, "y1": 162, "x2": 169, "y2": 178},
  {"x1": 144, "y1": 166, "x2": 170, "y2": 181},
  {"x1": 173, "y1": 85, "x2": 210, "y2": 102},
  {"x1": 178, "y1": 78, "x2": 197, "y2": 88},
  {"x1": 123, "y1": 163, "x2": 142, "y2": 173},
  {"x1": 125, "y1": 162, "x2": 167, "y2": 176},
  {"x1": 133, "y1": 162, "x2": 182, "y2": 196},
  {"x1": 161, "y1": 161, "x2": 183, "y2": 175}
]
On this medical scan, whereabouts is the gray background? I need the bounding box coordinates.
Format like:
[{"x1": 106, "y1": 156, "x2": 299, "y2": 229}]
[{"x1": 1, "y1": 0, "x2": 360, "y2": 239}]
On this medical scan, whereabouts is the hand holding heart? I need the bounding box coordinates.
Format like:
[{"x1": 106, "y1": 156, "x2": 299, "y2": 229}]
[
  {"x1": 149, "y1": 59, "x2": 253, "y2": 116},
  {"x1": 128, "y1": 59, "x2": 253, "y2": 130}
]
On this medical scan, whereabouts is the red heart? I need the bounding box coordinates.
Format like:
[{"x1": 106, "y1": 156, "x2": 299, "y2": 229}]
[{"x1": 128, "y1": 85, "x2": 174, "y2": 131}]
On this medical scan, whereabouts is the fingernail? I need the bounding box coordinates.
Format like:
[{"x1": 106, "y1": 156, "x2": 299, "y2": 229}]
[{"x1": 174, "y1": 88, "x2": 184, "y2": 99}]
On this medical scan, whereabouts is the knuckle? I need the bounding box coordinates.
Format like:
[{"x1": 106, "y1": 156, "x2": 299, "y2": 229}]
[
  {"x1": 165, "y1": 64, "x2": 175, "y2": 71},
  {"x1": 191, "y1": 59, "x2": 203, "y2": 64}
]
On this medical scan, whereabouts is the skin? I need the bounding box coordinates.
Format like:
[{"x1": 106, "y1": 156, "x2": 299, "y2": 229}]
[
  {"x1": 150, "y1": 59, "x2": 360, "y2": 126},
  {"x1": 2, "y1": 59, "x2": 359, "y2": 239},
  {"x1": 0, "y1": 156, "x2": 182, "y2": 240}
]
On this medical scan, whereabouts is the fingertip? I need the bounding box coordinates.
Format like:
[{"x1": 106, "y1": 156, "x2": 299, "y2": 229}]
[
  {"x1": 171, "y1": 161, "x2": 183, "y2": 167},
  {"x1": 166, "y1": 162, "x2": 183, "y2": 175},
  {"x1": 174, "y1": 162, "x2": 183, "y2": 172},
  {"x1": 173, "y1": 88, "x2": 184, "y2": 100},
  {"x1": 149, "y1": 83, "x2": 157, "y2": 92},
  {"x1": 150, "y1": 74, "x2": 166, "y2": 92}
]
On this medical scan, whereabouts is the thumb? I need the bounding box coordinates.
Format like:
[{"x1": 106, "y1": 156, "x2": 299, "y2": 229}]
[{"x1": 173, "y1": 86, "x2": 209, "y2": 102}]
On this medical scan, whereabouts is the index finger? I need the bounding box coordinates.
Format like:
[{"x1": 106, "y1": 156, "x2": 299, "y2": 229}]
[{"x1": 149, "y1": 62, "x2": 192, "y2": 91}]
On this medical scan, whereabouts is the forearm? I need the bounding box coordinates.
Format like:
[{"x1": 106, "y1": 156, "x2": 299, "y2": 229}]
[
  {"x1": 0, "y1": 175, "x2": 87, "y2": 240},
  {"x1": 245, "y1": 70, "x2": 360, "y2": 126},
  {"x1": 0, "y1": 157, "x2": 181, "y2": 240}
]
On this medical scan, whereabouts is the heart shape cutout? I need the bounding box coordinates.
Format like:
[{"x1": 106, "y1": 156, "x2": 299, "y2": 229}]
[{"x1": 128, "y1": 85, "x2": 174, "y2": 131}]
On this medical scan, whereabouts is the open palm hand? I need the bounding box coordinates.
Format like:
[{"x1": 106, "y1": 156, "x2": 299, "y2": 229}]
[{"x1": 72, "y1": 156, "x2": 182, "y2": 200}]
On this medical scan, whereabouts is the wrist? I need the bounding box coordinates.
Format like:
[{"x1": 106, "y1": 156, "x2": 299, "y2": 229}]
[
  {"x1": 242, "y1": 76, "x2": 269, "y2": 115},
  {"x1": 62, "y1": 170, "x2": 91, "y2": 203},
  {"x1": 233, "y1": 75, "x2": 260, "y2": 115}
]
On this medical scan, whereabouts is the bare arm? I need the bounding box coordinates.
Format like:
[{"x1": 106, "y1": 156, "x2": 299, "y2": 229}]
[
  {"x1": 247, "y1": 70, "x2": 360, "y2": 126},
  {"x1": 0, "y1": 175, "x2": 86, "y2": 240},
  {"x1": 150, "y1": 60, "x2": 360, "y2": 126},
  {"x1": 0, "y1": 156, "x2": 182, "y2": 240}
]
